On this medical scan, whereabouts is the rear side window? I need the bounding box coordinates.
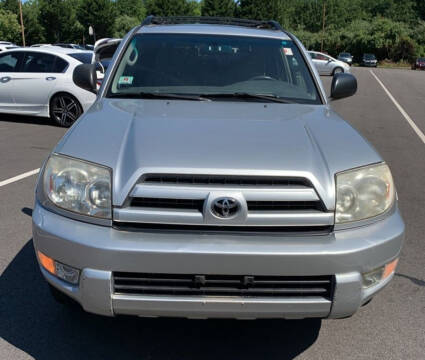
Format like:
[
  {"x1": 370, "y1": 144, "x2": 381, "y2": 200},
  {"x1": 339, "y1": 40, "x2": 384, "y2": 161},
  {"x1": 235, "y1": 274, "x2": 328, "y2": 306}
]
[
  {"x1": 0, "y1": 52, "x2": 23, "y2": 72},
  {"x1": 68, "y1": 52, "x2": 93, "y2": 64},
  {"x1": 52, "y1": 57, "x2": 68, "y2": 72},
  {"x1": 22, "y1": 52, "x2": 56, "y2": 72}
]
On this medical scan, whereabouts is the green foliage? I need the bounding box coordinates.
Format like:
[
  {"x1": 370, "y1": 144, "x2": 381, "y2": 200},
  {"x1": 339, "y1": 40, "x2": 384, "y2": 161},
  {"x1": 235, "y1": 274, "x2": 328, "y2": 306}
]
[
  {"x1": 39, "y1": 0, "x2": 83, "y2": 43},
  {"x1": 115, "y1": 0, "x2": 146, "y2": 19},
  {"x1": 145, "y1": 0, "x2": 199, "y2": 16},
  {"x1": 0, "y1": 8, "x2": 20, "y2": 42},
  {"x1": 78, "y1": 0, "x2": 116, "y2": 40},
  {"x1": 0, "y1": 0, "x2": 424, "y2": 62},
  {"x1": 0, "y1": 0, "x2": 19, "y2": 13},
  {"x1": 201, "y1": 0, "x2": 235, "y2": 17},
  {"x1": 113, "y1": 14, "x2": 140, "y2": 37},
  {"x1": 22, "y1": 0, "x2": 45, "y2": 45}
]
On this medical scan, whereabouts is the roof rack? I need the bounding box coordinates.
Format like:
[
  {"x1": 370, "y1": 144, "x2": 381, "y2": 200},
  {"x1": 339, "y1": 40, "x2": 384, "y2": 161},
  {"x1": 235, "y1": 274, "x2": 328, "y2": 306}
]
[{"x1": 141, "y1": 16, "x2": 283, "y2": 31}]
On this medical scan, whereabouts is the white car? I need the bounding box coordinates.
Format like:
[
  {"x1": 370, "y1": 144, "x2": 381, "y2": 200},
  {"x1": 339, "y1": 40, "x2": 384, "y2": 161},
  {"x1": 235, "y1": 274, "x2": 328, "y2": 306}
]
[
  {"x1": 309, "y1": 51, "x2": 350, "y2": 76},
  {"x1": 0, "y1": 43, "x2": 19, "y2": 52},
  {"x1": 0, "y1": 46, "x2": 96, "y2": 126}
]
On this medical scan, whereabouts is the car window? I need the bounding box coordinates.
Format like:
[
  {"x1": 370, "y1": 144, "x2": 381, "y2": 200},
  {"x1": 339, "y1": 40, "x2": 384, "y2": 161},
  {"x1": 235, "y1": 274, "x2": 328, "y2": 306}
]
[
  {"x1": 108, "y1": 34, "x2": 321, "y2": 104},
  {"x1": 68, "y1": 52, "x2": 93, "y2": 64},
  {"x1": 0, "y1": 52, "x2": 23, "y2": 72},
  {"x1": 22, "y1": 52, "x2": 56, "y2": 73},
  {"x1": 309, "y1": 52, "x2": 316, "y2": 59},
  {"x1": 317, "y1": 54, "x2": 328, "y2": 61},
  {"x1": 52, "y1": 56, "x2": 68, "y2": 72}
]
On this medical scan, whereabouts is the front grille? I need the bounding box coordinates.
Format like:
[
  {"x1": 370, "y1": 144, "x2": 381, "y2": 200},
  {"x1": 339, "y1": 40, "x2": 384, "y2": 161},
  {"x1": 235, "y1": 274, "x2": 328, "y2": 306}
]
[
  {"x1": 142, "y1": 174, "x2": 311, "y2": 187},
  {"x1": 113, "y1": 273, "x2": 334, "y2": 299},
  {"x1": 131, "y1": 197, "x2": 204, "y2": 212},
  {"x1": 247, "y1": 201, "x2": 324, "y2": 212}
]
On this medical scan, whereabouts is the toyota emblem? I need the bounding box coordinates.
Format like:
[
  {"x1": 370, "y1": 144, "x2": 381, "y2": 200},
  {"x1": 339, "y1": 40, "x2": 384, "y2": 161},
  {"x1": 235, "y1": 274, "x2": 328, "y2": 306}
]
[{"x1": 212, "y1": 197, "x2": 239, "y2": 218}]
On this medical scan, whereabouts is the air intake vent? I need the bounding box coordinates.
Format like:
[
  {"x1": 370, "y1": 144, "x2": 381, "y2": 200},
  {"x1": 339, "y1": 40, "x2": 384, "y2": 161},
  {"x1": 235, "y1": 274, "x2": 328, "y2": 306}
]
[
  {"x1": 247, "y1": 201, "x2": 324, "y2": 212},
  {"x1": 130, "y1": 197, "x2": 204, "y2": 212},
  {"x1": 142, "y1": 174, "x2": 312, "y2": 187},
  {"x1": 113, "y1": 273, "x2": 334, "y2": 299}
]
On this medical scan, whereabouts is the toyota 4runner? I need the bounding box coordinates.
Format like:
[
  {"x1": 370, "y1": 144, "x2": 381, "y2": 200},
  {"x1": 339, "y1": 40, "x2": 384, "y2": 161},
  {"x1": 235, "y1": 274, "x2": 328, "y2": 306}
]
[{"x1": 33, "y1": 16, "x2": 404, "y2": 319}]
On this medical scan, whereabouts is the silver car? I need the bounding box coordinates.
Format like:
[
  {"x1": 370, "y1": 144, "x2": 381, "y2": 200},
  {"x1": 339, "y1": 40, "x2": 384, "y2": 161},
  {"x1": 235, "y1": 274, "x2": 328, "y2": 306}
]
[
  {"x1": 309, "y1": 51, "x2": 351, "y2": 76},
  {"x1": 33, "y1": 17, "x2": 404, "y2": 320}
]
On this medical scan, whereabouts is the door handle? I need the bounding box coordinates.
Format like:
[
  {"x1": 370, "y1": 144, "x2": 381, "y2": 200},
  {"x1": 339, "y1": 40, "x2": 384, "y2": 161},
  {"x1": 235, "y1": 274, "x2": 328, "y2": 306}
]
[
  {"x1": 0, "y1": 76, "x2": 11, "y2": 83},
  {"x1": 46, "y1": 76, "x2": 56, "y2": 81}
]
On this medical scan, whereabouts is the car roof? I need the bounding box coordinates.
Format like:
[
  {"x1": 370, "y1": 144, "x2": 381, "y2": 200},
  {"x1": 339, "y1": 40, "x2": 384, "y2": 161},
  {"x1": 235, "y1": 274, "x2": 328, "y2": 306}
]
[
  {"x1": 138, "y1": 24, "x2": 291, "y2": 40},
  {"x1": 3, "y1": 46, "x2": 92, "y2": 56}
]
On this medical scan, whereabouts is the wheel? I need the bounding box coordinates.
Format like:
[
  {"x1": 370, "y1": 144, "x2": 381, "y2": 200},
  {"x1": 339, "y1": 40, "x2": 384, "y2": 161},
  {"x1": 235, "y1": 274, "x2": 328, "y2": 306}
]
[
  {"x1": 332, "y1": 67, "x2": 344, "y2": 75},
  {"x1": 50, "y1": 93, "x2": 83, "y2": 127}
]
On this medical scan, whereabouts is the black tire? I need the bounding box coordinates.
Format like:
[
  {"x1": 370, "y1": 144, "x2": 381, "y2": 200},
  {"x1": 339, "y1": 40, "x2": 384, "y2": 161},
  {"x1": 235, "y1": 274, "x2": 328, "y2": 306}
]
[
  {"x1": 50, "y1": 93, "x2": 83, "y2": 127},
  {"x1": 332, "y1": 67, "x2": 344, "y2": 75}
]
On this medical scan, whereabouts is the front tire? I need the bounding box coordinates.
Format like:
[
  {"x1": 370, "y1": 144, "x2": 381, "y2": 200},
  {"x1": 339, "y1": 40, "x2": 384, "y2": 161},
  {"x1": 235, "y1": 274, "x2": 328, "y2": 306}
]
[{"x1": 50, "y1": 93, "x2": 83, "y2": 127}]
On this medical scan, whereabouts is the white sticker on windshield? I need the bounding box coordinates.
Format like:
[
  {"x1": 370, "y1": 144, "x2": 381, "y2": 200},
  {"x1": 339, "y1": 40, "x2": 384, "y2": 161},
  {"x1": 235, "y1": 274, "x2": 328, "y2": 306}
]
[
  {"x1": 283, "y1": 48, "x2": 293, "y2": 56},
  {"x1": 119, "y1": 76, "x2": 134, "y2": 85}
]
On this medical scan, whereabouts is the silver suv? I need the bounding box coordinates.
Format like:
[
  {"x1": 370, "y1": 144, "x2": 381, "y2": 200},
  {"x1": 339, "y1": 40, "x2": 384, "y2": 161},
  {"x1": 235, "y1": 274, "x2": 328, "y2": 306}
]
[{"x1": 33, "y1": 17, "x2": 404, "y2": 319}]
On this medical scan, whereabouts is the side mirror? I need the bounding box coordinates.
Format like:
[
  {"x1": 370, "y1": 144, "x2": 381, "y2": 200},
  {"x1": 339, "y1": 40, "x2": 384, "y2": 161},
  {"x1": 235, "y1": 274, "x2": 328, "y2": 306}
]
[
  {"x1": 73, "y1": 64, "x2": 97, "y2": 94},
  {"x1": 330, "y1": 73, "x2": 357, "y2": 100}
]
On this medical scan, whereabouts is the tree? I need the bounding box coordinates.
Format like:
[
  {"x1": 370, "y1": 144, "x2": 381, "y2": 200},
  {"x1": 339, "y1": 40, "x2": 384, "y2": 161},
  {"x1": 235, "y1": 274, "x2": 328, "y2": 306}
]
[
  {"x1": 238, "y1": 0, "x2": 281, "y2": 21},
  {"x1": 201, "y1": 0, "x2": 235, "y2": 17},
  {"x1": 22, "y1": 0, "x2": 45, "y2": 45},
  {"x1": 115, "y1": 0, "x2": 145, "y2": 19},
  {"x1": 0, "y1": 8, "x2": 20, "y2": 42},
  {"x1": 145, "y1": 0, "x2": 199, "y2": 16},
  {"x1": 0, "y1": 0, "x2": 19, "y2": 14},
  {"x1": 39, "y1": 0, "x2": 83, "y2": 43},
  {"x1": 78, "y1": 0, "x2": 116, "y2": 40},
  {"x1": 113, "y1": 14, "x2": 140, "y2": 37}
]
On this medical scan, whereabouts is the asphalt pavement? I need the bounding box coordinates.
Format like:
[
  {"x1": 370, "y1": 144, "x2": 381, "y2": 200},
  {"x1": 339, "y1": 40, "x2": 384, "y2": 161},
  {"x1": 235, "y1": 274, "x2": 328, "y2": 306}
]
[{"x1": 0, "y1": 67, "x2": 424, "y2": 360}]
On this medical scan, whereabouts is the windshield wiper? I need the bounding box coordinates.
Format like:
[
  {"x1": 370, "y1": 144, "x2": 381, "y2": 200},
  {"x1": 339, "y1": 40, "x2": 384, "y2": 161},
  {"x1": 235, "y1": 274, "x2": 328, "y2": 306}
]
[
  {"x1": 108, "y1": 92, "x2": 209, "y2": 101},
  {"x1": 201, "y1": 93, "x2": 296, "y2": 104}
]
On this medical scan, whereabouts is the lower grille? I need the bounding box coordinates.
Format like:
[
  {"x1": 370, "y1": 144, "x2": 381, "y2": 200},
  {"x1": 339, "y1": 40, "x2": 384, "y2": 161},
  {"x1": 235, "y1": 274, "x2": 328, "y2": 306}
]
[{"x1": 113, "y1": 273, "x2": 334, "y2": 299}]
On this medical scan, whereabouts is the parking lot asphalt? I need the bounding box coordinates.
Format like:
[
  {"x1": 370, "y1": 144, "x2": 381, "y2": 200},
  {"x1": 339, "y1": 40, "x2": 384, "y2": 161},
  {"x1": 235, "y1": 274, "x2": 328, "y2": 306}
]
[{"x1": 0, "y1": 67, "x2": 424, "y2": 360}]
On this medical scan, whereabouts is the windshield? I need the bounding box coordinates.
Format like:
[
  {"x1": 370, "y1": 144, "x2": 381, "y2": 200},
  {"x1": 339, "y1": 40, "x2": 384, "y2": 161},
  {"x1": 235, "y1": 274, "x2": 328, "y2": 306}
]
[
  {"x1": 107, "y1": 33, "x2": 320, "y2": 104},
  {"x1": 339, "y1": 53, "x2": 350, "y2": 57},
  {"x1": 68, "y1": 52, "x2": 93, "y2": 64},
  {"x1": 364, "y1": 54, "x2": 376, "y2": 60}
]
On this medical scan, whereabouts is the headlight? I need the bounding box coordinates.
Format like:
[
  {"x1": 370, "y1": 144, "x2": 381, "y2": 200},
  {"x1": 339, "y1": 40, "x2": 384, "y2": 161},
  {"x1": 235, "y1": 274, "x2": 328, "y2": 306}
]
[
  {"x1": 335, "y1": 163, "x2": 395, "y2": 224},
  {"x1": 43, "y1": 154, "x2": 112, "y2": 219}
]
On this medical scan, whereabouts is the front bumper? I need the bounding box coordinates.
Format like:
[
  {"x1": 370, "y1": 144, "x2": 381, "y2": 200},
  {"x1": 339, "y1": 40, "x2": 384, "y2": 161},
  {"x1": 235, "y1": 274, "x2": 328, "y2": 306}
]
[{"x1": 33, "y1": 202, "x2": 404, "y2": 319}]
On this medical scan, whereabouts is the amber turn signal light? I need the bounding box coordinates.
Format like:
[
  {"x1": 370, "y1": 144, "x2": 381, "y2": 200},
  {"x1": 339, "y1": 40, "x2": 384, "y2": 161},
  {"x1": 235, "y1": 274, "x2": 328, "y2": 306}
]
[
  {"x1": 37, "y1": 250, "x2": 56, "y2": 275},
  {"x1": 383, "y1": 258, "x2": 399, "y2": 280}
]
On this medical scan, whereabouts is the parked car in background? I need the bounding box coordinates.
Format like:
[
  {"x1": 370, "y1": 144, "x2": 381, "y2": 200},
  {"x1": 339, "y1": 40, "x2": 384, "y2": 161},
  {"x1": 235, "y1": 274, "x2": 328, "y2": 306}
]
[
  {"x1": 93, "y1": 38, "x2": 121, "y2": 88},
  {"x1": 31, "y1": 44, "x2": 52, "y2": 47},
  {"x1": 53, "y1": 43, "x2": 86, "y2": 50},
  {"x1": 33, "y1": 17, "x2": 403, "y2": 320},
  {"x1": 309, "y1": 51, "x2": 350, "y2": 75},
  {"x1": 412, "y1": 57, "x2": 425, "y2": 70},
  {"x1": 0, "y1": 42, "x2": 19, "y2": 52},
  {"x1": 0, "y1": 47, "x2": 96, "y2": 126},
  {"x1": 337, "y1": 52, "x2": 353, "y2": 66},
  {"x1": 361, "y1": 54, "x2": 378, "y2": 67}
]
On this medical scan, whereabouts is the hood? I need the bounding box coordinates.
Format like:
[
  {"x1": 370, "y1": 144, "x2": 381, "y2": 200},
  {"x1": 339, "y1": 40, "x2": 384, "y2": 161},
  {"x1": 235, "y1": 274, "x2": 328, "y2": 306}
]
[{"x1": 56, "y1": 99, "x2": 382, "y2": 208}]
